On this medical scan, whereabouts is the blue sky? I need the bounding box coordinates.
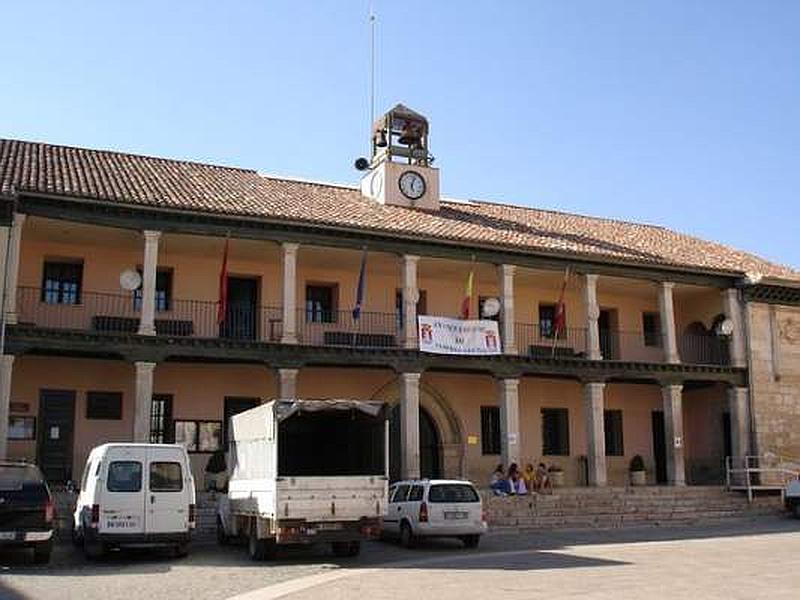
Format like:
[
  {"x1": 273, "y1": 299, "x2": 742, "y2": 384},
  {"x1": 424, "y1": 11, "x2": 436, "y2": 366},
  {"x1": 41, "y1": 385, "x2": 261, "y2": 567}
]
[{"x1": 3, "y1": 1, "x2": 798, "y2": 269}]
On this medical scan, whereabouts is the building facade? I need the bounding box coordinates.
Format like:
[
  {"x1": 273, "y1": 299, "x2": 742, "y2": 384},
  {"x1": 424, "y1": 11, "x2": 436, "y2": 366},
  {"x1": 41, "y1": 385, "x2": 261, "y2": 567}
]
[{"x1": 1, "y1": 115, "x2": 798, "y2": 489}]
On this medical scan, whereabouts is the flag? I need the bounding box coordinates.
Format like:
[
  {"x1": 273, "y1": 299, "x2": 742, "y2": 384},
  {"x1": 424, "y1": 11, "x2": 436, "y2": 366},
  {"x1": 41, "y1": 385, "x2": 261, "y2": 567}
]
[
  {"x1": 460, "y1": 269, "x2": 474, "y2": 319},
  {"x1": 352, "y1": 248, "x2": 368, "y2": 320},
  {"x1": 216, "y1": 238, "x2": 230, "y2": 325},
  {"x1": 553, "y1": 266, "x2": 570, "y2": 338}
]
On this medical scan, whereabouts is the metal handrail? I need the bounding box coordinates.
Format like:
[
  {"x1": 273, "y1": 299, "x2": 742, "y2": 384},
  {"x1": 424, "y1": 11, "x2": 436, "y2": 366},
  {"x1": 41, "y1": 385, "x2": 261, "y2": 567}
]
[{"x1": 726, "y1": 454, "x2": 800, "y2": 503}]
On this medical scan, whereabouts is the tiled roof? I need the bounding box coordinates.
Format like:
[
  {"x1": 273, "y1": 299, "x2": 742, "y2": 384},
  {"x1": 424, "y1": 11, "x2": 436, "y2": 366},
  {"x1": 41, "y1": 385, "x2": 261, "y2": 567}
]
[{"x1": 1, "y1": 138, "x2": 797, "y2": 281}]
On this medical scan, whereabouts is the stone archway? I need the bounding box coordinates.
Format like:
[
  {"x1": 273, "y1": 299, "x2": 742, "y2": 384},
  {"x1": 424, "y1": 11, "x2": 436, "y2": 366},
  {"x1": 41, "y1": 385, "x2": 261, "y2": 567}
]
[{"x1": 370, "y1": 378, "x2": 464, "y2": 480}]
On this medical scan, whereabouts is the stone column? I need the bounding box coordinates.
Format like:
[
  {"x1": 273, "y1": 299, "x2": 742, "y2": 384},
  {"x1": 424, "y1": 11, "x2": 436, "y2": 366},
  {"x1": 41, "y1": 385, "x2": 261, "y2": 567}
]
[
  {"x1": 498, "y1": 265, "x2": 517, "y2": 355},
  {"x1": 281, "y1": 243, "x2": 299, "y2": 344},
  {"x1": 3, "y1": 214, "x2": 26, "y2": 325},
  {"x1": 661, "y1": 383, "x2": 686, "y2": 486},
  {"x1": 497, "y1": 378, "x2": 520, "y2": 468},
  {"x1": 399, "y1": 372, "x2": 421, "y2": 479},
  {"x1": 277, "y1": 367, "x2": 299, "y2": 399},
  {"x1": 722, "y1": 288, "x2": 746, "y2": 368},
  {"x1": 727, "y1": 386, "x2": 750, "y2": 458},
  {"x1": 137, "y1": 230, "x2": 161, "y2": 336},
  {"x1": 583, "y1": 381, "x2": 607, "y2": 486},
  {"x1": 658, "y1": 282, "x2": 680, "y2": 364},
  {"x1": 133, "y1": 361, "x2": 156, "y2": 442},
  {"x1": 400, "y1": 255, "x2": 419, "y2": 349},
  {"x1": 0, "y1": 355, "x2": 15, "y2": 459},
  {"x1": 583, "y1": 274, "x2": 602, "y2": 360}
]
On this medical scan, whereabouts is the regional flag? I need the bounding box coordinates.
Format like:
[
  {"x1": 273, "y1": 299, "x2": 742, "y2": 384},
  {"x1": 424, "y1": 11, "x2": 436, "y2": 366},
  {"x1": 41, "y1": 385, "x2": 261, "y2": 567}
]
[{"x1": 460, "y1": 270, "x2": 474, "y2": 319}]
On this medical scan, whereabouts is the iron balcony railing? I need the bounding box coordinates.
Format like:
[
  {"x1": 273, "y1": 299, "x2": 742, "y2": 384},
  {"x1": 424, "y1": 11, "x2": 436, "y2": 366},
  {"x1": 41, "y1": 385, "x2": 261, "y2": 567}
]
[
  {"x1": 296, "y1": 308, "x2": 400, "y2": 348},
  {"x1": 515, "y1": 323, "x2": 588, "y2": 359}
]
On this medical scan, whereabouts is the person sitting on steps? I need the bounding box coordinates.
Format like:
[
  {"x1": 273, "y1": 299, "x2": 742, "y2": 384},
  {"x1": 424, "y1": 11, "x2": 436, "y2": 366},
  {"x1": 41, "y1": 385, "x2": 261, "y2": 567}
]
[{"x1": 490, "y1": 464, "x2": 510, "y2": 496}]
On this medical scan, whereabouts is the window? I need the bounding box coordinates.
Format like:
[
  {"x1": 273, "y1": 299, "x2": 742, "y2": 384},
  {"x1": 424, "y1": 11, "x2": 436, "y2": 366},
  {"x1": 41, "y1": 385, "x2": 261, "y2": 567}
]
[
  {"x1": 149, "y1": 462, "x2": 183, "y2": 492},
  {"x1": 604, "y1": 410, "x2": 624, "y2": 456},
  {"x1": 408, "y1": 485, "x2": 424, "y2": 501},
  {"x1": 306, "y1": 284, "x2": 337, "y2": 323},
  {"x1": 133, "y1": 268, "x2": 173, "y2": 312},
  {"x1": 479, "y1": 297, "x2": 500, "y2": 322},
  {"x1": 542, "y1": 408, "x2": 570, "y2": 456},
  {"x1": 8, "y1": 416, "x2": 35, "y2": 440},
  {"x1": 395, "y1": 289, "x2": 427, "y2": 329},
  {"x1": 86, "y1": 392, "x2": 123, "y2": 420},
  {"x1": 480, "y1": 406, "x2": 501, "y2": 455},
  {"x1": 539, "y1": 304, "x2": 565, "y2": 339},
  {"x1": 428, "y1": 484, "x2": 479, "y2": 503},
  {"x1": 642, "y1": 312, "x2": 662, "y2": 347},
  {"x1": 41, "y1": 260, "x2": 83, "y2": 305},
  {"x1": 391, "y1": 484, "x2": 410, "y2": 503},
  {"x1": 150, "y1": 395, "x2": 174, "y2": 444},
  {"x1": 107, "y1": 461, "x2": 142, "y2": 492},
  {"x1": 174, "y1": 420, "x2": 222, "y2": 453}
]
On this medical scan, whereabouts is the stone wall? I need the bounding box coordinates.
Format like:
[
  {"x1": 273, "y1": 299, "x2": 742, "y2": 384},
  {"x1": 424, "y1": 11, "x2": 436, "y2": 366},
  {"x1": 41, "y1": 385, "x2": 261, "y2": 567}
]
[{"x1": 747, "y1": 302, "x2": 800, "y2": 458}]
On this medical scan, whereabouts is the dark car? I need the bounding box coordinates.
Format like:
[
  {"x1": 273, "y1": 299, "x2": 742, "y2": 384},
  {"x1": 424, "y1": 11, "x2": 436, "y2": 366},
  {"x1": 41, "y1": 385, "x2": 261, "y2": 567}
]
[{"x1": 0, "y1": 461, "x2": 55, "y2": 563}]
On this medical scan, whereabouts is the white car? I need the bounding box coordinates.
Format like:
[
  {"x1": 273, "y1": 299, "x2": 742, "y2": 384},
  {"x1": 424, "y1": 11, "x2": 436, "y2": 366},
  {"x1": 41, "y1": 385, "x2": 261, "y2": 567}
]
[
  {"x1": 785, "y1": 478, "x2": 800, "y2": 518},
  {"x1": 72, "y1": 443, "x2": 196, "y2": 558},
  {"x1": 383, "y1": 479, "x2": 487, "y2": 548}
]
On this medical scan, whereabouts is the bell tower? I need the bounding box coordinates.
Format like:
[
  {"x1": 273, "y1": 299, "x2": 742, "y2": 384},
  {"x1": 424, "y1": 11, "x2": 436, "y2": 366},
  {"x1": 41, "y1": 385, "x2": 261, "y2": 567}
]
[{"x1": 360, "y1": 104, "x2": 440, "y2": 210}]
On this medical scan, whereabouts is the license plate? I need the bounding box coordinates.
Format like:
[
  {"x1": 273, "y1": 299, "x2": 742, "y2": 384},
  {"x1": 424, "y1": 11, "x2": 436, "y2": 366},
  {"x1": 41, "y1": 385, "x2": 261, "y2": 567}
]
[
  {"x1": 105, "y1": 518, "x2": 140, "y2": 529},
  {"x1": 0, "y1": 531, "x2": 16, "y2": 540},
  {"x1": 444, "y1": 512, "x2": 468, "y2": 520},
  {"x1": 316, "y1": 522, "x2": 344, "y2": 531}
]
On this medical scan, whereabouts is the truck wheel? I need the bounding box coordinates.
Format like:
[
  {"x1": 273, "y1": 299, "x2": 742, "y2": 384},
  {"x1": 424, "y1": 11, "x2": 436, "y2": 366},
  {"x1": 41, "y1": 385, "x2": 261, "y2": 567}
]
[
  {"x1": 248, "y1": 530, "x2": 276, "y2": 561},
  {"x1": 399, "y1": 522, "x2": 416, "y2": 549},
  {"x1": 33, "y1": 541, "x2": 53, "y2": 564},
  {"x1": 216, "y1": 516, "x2": 229, "y2": 546},
  {"x1": 460, "y1": 535, "x2": 480, "y2": 549},
  {"x1": 331, "y1": 541, "x2": 361, "y2": 557},
  {"x1": 347, "y1": 541, "x2": 361, "y2": 557}
]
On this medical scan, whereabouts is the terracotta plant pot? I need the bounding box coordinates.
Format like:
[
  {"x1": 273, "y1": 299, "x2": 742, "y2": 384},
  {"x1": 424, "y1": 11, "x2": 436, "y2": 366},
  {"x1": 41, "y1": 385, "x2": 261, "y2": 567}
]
[{"x1": 630, "y1": 470, "x2": 647, "y2": 486}]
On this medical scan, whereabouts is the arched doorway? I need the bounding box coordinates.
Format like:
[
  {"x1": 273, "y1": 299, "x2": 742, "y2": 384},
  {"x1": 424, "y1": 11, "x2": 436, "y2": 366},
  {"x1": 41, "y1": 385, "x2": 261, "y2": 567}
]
[{"x1": 388, "y1": 405, "x2": 441, "y2": 482}]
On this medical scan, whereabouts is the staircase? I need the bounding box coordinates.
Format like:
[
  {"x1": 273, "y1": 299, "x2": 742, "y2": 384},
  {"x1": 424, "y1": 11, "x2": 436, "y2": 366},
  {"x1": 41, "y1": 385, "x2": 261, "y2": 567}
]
[{"x1": 483, "y1": 486, "x2": 784, "y2": 531}]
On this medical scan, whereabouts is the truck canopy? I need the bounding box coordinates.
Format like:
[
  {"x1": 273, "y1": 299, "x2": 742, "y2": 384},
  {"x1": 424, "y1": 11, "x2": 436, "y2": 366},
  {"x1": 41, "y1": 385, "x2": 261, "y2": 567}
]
[{"x1": 277, "y1": 399, "x2": 387, "y2": 478}]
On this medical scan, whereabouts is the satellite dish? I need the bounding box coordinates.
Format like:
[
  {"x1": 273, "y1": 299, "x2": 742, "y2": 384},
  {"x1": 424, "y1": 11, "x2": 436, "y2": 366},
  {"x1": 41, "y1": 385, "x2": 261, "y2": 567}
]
[
  {"x1": 482, "y1": 297, "x2": 501, "y2": 318},
  {"x1": 354, "y1": 157, "x2": 370, "y2": 171},
  {"x1": 716, "y1": 318, "x2": 734, "y2": 336},
  {"x1": 119, "y1": 269, "x2": 142, "y2": 291}
]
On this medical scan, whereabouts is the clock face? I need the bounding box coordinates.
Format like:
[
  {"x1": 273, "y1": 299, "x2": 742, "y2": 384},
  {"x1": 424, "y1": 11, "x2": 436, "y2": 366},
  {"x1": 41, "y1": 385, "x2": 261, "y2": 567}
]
[{"x1": 398, "y1": 170, "x2": 426, "y2": 200}]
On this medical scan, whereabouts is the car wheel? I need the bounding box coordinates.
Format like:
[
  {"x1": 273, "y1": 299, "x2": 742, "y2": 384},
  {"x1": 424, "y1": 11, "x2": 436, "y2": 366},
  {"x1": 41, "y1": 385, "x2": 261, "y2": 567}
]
[
  {"x1": 33, "y1": 541, "x2": 52, "y2": 564},
  {"x1": 460, "y1": 535, "x2": 480, "y2": 549},
  {"x1": 216, "y1": 516, "x2": 229, "y2": 546},
  {"x1": 248, "y1": 529, "x2": 276, "y2": 561},
  {"x1": 399, "y1": 522, "x2": 415, "y2": 549}
]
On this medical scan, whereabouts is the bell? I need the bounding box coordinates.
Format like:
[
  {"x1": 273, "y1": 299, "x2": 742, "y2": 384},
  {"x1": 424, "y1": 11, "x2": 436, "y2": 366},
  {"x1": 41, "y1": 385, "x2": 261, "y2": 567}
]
[
  {"x1": 374, "y1": 129, "x2": 388, "y2": 148},
  {"x1": 398, "y1": 124, "x2": 421, "y2": 146}
]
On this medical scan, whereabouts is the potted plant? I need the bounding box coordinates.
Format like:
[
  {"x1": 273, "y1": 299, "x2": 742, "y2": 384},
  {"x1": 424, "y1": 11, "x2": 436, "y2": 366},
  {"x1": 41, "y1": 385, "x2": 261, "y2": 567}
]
[
  {"x1": 548, "y1": 464, "x2": 565, "y2": 488},
  {"x1": 629, "y1": 454, "x2": 647, "y2": 486},
  {"x1": 205, "y1": 449, "x2": 228, "y2": 492}
]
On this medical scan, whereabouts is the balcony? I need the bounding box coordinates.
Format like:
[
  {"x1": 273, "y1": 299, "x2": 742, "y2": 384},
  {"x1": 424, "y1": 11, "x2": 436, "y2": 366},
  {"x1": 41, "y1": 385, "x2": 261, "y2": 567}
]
[{"x1": 14, "y1": 287, "x2": 731, "y2": 366}]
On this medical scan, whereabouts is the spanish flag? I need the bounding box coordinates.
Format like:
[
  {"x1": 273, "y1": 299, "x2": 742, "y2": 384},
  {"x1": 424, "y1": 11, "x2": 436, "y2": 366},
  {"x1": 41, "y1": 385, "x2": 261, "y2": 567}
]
[{"x1": 460, "y1": 270, "x2": 474, "y2": 319}]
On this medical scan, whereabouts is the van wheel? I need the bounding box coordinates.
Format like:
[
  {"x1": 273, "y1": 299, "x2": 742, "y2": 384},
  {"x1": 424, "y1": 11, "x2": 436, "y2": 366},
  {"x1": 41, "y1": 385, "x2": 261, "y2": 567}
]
[
  {"x1": 248, "y1": 530, "x2": 276, "y2": 561},
  {"x1": 216, "y1": 517, "x2": 229, "y2": 546},
  {"x1": 84, "y1": 538, "x2": 106, "y2": 560},
  {"x1": 399, "y1": 522, "x2": 415, "y2": 549},
  {"x1": 33, "y1": 541, "x2": 52, "y2": 564},
  {"x1": 173, "y1": 543, "x2": 190, "y2": 558},
  {"x1": 460, "y1": 535, "x2": 480, "y2": 549}
]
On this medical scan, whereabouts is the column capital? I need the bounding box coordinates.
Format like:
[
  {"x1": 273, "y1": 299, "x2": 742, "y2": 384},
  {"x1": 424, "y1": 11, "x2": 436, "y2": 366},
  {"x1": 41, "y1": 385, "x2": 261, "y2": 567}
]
[
  {"x1": 12, "y1": 213, "x2": 26, "y2": 228},
  {"x1": 496, "y1": 376, "x2": 520, "y2": 390},
  {"x1": 282, "y1": 241, "x2": 300, "y2": 254},
  {"x1": 661, "y1": 382, "x2": 684, "y2": 393},
  {"x1": 660, "y1": 281, "x2": 676, "y2": 291},
  {"x1": 398, "y1": 371, "x2": 422, "y2": 383},
  {"x1": 142, "y1": 230, "x2": 162, "y2": 242},
  {"x1": 134, "y1": 360, "x2": 157, "y2": 372},
  {"x1": 401, "y1": 253, "x2": 420, "y2": 265},
  {"x1": 0, "y1": 354, "x2": 15, "y2": 368},
  {"x1": 581, "y1": 378, "x2": 606, "y2": 389},
  {"x1": 584, "y1": 272, "x2": 599, "y2": 285},
  {"x1": 498, "y1": 263, "x2": 516, "y2": 277}
]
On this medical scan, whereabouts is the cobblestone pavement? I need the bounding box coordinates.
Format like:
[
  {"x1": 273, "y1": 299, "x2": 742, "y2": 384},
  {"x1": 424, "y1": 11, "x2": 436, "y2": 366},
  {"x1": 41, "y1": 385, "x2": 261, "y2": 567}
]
[{"x1": 1, "y1": 517, "x2": 799, "y2": 600}]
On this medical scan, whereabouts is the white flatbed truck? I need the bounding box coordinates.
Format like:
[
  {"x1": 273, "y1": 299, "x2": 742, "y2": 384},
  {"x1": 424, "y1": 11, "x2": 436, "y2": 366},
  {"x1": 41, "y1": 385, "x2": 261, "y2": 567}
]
[{"x1": 217, "y1": 399, "x2": 388, "y2": 560}]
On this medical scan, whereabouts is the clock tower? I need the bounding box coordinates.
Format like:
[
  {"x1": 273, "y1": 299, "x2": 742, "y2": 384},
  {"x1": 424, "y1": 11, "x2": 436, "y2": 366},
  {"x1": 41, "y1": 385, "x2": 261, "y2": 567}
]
[{"x1": 360, "y1": 104, "x2": 440, "y2": 210}]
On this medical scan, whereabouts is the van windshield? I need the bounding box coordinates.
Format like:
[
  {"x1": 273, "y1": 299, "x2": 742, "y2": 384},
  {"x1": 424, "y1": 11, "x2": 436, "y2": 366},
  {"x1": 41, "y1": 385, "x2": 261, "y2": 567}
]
[{"x1": 428, "y1": 484, "x2": 479, "y2": 503}]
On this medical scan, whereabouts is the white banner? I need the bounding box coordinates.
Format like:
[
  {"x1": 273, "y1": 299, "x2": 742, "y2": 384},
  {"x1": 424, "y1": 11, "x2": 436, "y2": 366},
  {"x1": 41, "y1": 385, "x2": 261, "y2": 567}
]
[{"x1": 417, "y1": 316, "x2": 502, "y2": 355}]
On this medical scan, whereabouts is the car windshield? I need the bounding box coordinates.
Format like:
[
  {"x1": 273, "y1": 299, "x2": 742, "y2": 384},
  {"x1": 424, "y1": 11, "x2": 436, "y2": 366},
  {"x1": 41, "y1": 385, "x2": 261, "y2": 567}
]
[
  {"x1": 0, "y1": 465, "x2": 43, "y2": 491},
  {"x1": 428, "y1": 484, "x2": 479, "y2": 503}
]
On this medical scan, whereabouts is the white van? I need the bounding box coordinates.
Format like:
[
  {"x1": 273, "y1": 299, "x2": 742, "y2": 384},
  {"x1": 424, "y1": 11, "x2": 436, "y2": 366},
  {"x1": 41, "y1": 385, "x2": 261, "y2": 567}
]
[{"x1": 71, "y1": 443, "x2": 196, "y2": 558}]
